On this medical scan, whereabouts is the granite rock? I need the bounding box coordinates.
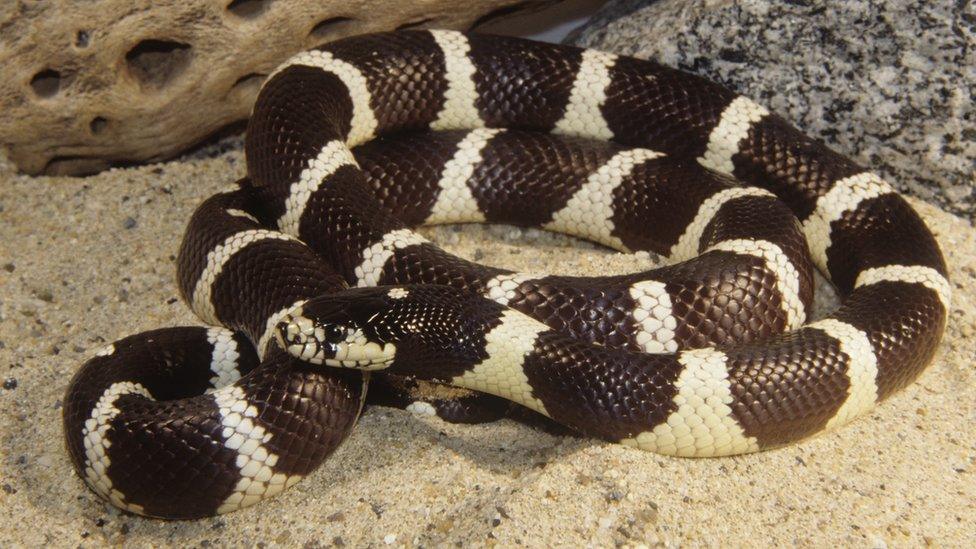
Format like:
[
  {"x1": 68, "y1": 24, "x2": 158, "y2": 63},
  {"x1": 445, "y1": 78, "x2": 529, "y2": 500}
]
[{"x1": 571, "y1": 0, "x2": 976, "y2": 221}]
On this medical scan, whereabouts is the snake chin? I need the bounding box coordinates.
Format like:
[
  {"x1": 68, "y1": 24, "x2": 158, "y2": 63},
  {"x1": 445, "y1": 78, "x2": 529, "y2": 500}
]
[
  {"x1": 323, "y1": 338, "x2": 397, "y2": 370},
  {"x1": 322, "y1": 354, "x2": 396, "y2": 370}
]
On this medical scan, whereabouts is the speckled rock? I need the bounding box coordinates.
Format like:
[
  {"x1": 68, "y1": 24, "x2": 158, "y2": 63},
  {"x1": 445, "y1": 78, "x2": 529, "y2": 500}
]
[
  {"x1": 571, "y1": 0, "x2": 976, "y2": 221},
  {"x1": 0, "y1": 0, "x2": 555, "y2": 176}
]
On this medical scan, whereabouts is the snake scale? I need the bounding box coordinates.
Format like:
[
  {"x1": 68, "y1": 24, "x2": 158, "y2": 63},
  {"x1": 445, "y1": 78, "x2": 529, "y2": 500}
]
[{"x1": 62, "y1": 30, "x2": 949, "y2": 519}]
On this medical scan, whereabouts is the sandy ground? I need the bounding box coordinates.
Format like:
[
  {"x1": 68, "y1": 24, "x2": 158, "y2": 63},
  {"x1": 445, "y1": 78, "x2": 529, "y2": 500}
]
[{"x1": 0, "y1": 142, "x2": 974, "y2": 548}]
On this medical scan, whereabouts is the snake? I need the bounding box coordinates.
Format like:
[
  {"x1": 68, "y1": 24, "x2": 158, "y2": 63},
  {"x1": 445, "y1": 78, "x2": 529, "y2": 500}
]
[{"x1": 62, "y1": 30, "x2": 950, "y2": 519}]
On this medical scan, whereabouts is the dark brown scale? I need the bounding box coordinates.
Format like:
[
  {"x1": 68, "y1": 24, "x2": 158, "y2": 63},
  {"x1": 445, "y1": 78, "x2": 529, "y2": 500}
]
[
  {"x1": 63, "y1": 332, "x2": 240, "y2": 519},
  {"x1": 94, "y1": 387, "x2": 239, "y2": 519},
  {"x1": 698, "y1": 194, "x2": 815, "y2": 309},
  {"x1": 246, "y1": 68, "x2": 354, "y2": 209},
  {"x1": 831, "y1": 282, "x2": 947, "y2": 400},
  {"x1": 63, "y1": 328, "x2": 362, "y2": 519},
  {"x1": 228, "y1": 348, "x2": 365, "y2": 476},
  {"x1": 663, "y1": 250, "x2": 789, "y2": 349},
  {"x1": 520, "y1": 333, "x2": 684, "y2": 441},
  {"x1": 507, "y1": 277, "x2": 641, "y2": 350},
  {"x1": 826, "y1": 193, "x2": 948, "y2": 293},
  {"x1": 467, "y1": 34, "x2": 582, "y2": 130},
  {"x1": 324, "y1": 31, "x2": 449, "y2": 133},
  {"x1": 289, "y1": 168, "x2": 408, "y2": 280},
  {"x1": 498, "y1": 250, "x2": 786, "y2": 352},
  {"x1": 353, "y1": 133, "x2": 462, "y2": 226},
  {"x1": 176, "y1": 185, "x2": 257, "y2": 300},
  {"x1": 609, "y1": 158, "x2": 730, "y2": 255},
  {"x1": 262, "y1": 32, "x2": 943, "y2": 450},
  {"x1": 378, "y1": 243, "x2": 508, "y2": 295},
  {"x1": 726, "y1": 327, "x2": 852, "y2": 447},
  {"x1": 340, "y1": 285, "x2": 681, "y2": 442},
  {"x1": 178, "y1": 188, "x2": 348, "y2": 343},
  {"x1": 247, "y1": 35, "x2": 817, "y2": 358},
  {"x1": 209, "y1": 237, "x2": 346, "y2": 340},
  {"x1": 731, "y1": 115, "x2": 864, "y2": 221},
  {"x1": 354, "y1": 130, "x2": 620, "y2": 228},
  {"x1": 601, "y1": 55, "x2": 737, "y2": 159},
  {"x1": 355, "y1": 131, "x2": 746, "y2": 256},
  {"x1": 469, "y1": 132, "x2": 618, "y2": 226}
]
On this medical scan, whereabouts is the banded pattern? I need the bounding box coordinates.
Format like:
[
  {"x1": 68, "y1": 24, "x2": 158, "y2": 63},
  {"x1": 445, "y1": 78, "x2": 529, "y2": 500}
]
[
  {"x1": 63, "y1": 30, "x2": 947, "y2": 519},
  {"x1": 621, "y1": 348, "x2": 760, "y2": 457}
]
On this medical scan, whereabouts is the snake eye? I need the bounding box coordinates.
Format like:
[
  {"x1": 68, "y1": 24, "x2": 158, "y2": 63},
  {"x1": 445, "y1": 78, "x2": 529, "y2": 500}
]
[{"x1": 322, "y1": 325, "x2": 344, "y2": 343}]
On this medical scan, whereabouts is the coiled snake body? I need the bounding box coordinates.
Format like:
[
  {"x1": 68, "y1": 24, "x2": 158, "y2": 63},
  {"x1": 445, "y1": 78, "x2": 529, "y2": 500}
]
[{"x1": 63, "y1": 31, "x2": 949, "y2": 519}]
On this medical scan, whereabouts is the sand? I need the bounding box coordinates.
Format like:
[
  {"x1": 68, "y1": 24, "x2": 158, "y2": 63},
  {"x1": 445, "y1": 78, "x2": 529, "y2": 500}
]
[{"x1": 1, "y1": 141, "x2": 974, "y2": 547}]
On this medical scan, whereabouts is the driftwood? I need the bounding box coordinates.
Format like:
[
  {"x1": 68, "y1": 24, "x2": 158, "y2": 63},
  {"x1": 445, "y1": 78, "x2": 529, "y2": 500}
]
[{"x1": 0, "y1": 0, "x2": 555, "y2": 175}]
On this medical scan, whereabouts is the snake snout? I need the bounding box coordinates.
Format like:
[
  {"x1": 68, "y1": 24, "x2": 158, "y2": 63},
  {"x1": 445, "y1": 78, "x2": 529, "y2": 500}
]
[{"x1": 275, "y1": 314, "x2": 329, "y2": 365}]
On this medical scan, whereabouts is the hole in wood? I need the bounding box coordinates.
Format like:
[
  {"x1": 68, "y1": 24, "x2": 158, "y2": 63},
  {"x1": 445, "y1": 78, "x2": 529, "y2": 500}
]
[
  {"x1": 43, "y1": 156, "x2": 112, "y2": 177},
  {"x1": 90, "y1": 117, "x2": 108, "y2": 135},
  {"x1": 470, "y1": 2, "x2": 535, "y2": 29},
  {"x1": 309, "y1": 16, "x2": 356, "y2": 42},
  {"x1": 230, "y1": 73, "x2": 266, "y2": 95},
  {"x1": 75, "y1": 30, "x2": 91, "y2": 48},
  {"x1": 125, "y1": 39, "x2": 192, "y2": 90},
  {"x1": 227, "y1": 0, "x2": 271, "y2": 19},
  {"x1": 396, "y1": 18, "x2": 435, "y2": 31},
  {"x1": 30, "y1": 69, "x2": 62, "y2": 98}
]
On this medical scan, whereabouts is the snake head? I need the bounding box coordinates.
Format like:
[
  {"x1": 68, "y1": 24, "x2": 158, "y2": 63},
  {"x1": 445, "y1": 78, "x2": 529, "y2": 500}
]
[
  {"x1": 275, "y1": 287, "x2": 403, "y2": 370},
  {"x1": 275, "y1": 284, "x2": 490, "y2": 375}
]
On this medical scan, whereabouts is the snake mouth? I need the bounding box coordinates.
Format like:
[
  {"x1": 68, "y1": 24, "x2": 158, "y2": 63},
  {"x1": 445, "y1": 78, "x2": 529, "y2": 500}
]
[{"x1": 275, "y1": 311, "x2": 396, "y2": 370}]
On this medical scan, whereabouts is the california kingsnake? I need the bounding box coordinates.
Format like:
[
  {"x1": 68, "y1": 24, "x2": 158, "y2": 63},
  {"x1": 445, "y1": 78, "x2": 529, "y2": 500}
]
[{"x1": 62, "y1": 30, "x2": 949, "y2": 519}]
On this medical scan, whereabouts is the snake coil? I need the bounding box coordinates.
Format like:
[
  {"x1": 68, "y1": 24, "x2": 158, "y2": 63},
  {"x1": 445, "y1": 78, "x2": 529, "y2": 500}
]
[{"x1": 63, "y1": 31, "x2": 949, "y2": 519}]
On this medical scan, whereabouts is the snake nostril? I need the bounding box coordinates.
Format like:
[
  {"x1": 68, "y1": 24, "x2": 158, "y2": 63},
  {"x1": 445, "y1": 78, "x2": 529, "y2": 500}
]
[{"x1": 275, "y1": 320, "x2": 303, "y2": 349}]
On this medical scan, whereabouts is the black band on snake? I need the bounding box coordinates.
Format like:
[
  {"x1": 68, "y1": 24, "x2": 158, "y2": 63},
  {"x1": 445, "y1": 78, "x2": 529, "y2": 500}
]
[{"x1": 62, "y1": 30, "x2": 949, "y2": 519}]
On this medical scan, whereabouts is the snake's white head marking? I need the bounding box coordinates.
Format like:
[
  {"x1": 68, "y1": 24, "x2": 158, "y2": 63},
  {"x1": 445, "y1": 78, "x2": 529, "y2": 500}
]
[
  {"x1": 275, "y1": 291, "x2": 398, "y2": 370},
  {"x1": 278, "y1": 285, "x2": 492, "y2": 378}
]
